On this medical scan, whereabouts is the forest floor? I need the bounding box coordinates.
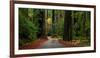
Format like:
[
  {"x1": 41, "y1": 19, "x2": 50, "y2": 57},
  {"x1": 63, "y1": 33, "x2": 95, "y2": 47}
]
[
  {"x1": 19, "y1": 38, "x2": 48, "y2": 49},
  {"x1": 19, "y1": 36, "x2": 89, "y2": 50}
]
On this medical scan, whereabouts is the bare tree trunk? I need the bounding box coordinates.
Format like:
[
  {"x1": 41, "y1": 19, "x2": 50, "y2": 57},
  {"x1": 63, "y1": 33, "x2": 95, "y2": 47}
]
[
  {"x1": 37, "y1": 10, "x2": 46, "y2": 39},
  {"x1": 82, "y1": 12, "x2": 86, "y2": 37},
  {"x1": 72, "y1": 11, "x2": 74, "y2": 39},
  {"x1": 63, "y1": 11, "x2": 72, "y2": 41},
  {"x1": 45, "y1": 10, "x2": 48, "y2": 35},
  {"x1": 52, "y1": 10, "x2": 55, "y2": 35},
  {"x1": 41, "y1": 10, "x2": 46, "y2": 38}
]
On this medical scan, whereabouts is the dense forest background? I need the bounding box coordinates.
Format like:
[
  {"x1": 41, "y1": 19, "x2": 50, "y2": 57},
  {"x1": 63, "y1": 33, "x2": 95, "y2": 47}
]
[{"x1": 19, "y1": 8, "x2": 91, "y2": 47}]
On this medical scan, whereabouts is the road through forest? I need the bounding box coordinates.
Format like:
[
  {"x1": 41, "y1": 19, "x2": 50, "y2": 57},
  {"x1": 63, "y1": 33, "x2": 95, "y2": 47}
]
[{"x1": 40, "y1": 36, "x2": 65, "y2": 48}]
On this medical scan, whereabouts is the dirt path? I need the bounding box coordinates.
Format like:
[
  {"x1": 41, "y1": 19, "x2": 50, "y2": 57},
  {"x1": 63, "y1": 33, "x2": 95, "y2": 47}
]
[
  {"x1": 19, "y1": 36, "x2": 81, "y2": 50},
  {"x1": 40, "y1": 36, "x2": 65, "y2": 48},
  {"x1": 19, "y1": 36, "x2": 65, "y2": 49}
]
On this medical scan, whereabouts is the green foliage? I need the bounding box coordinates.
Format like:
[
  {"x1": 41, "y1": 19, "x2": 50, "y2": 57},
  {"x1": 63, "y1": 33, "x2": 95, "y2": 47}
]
[
  {"x1": 73, "y1": 11, "x2": 90, "y2": 39},
  {"x1": 20, "y1": 19, "x2": 38, "y2": 39},
  {"x1": 19, "y1": 8, "x2": 39, "y2": 46}
]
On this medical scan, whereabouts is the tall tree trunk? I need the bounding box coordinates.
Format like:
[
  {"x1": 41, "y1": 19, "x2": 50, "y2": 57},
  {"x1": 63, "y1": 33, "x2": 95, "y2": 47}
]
[
  {"x1": 85, "y1": 12, "x2": 89, "y2": 38},
  {"x1": 63, "y1": 11, "x2": 72, "y2": 41},
  {"x1": 52, "y1": 10, "x2": 55, "y2": 35},
  {"x1": 41, "y1": 10, "x2": 46, "y2": 38},
  {"x1": 37, "y1": 10, "x2": 45, "y2": 38},
  {"x1": 72, "y1": 11, "x2": 74, "y2": 39},
  {"x1": 82, "y1": 12, "x2": 86, "y2": 37},
  {"x1": 45, "y1": 10, "x2": 48, "y2": 35}
]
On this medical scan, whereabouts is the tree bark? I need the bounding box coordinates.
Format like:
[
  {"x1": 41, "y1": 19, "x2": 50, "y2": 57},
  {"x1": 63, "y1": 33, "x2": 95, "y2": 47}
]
[
  {"x1": 63, "y1": 10, "x2": 72, "y2": 41},
  {"x1": 82, "y1": 12, "x2": 86, "y2": 37},
  {"x1": 52, "y1": 10, "x2": 55, "y2": 35},
  {"x1": 37, "y1": 10, "x2": 46, "y2": 38}
]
